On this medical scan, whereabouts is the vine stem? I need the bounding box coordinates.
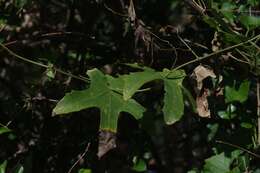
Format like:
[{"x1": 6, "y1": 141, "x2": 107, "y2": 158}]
[
  {"x1": 173, "y1": 34, "x2": 260, "y2": 71},
  {"x1": 257, "y1": 78, "x2": 260, "y2": 145},
  {"x1": 216, "y1": 140, "x2": 260, "y2": 159},
  {"x1": 0, "y1": 42, "x2": 89, "y2": 82}
]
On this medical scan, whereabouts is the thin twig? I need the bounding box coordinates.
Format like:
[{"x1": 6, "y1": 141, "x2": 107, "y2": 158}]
[
  {"x1": 228, "y1": 52, "x2": 251, "y2": 65},
  {"x1": 250, "y1": 41, "x2": 260, "y2": 52},
  {"x1": 177, "y1": 35, "x2": 200, "y2": 59},
  {"x1": 104, "y1": 3, "x2": 128, "y2": 17},
  {"x1": 0, "y1": 43, "x2": 89, "y2": 82},
  {"x1": 257, "y1": 78, "x2": 260, "y2": 145},
  {"x1": 0, "y1": 122, "x2": 10, "y2": 129},
  {"x1": 173, "y1": 34, "x2": 260, "y2": 71},
  {"x1": 146, "y1": 30, "x2": 178, "y2": 68},
  {"x1": 216, "y1": 140, "x2": 260, "y2": 159},
  {"x1": 67, "y1": 142, "x2": 91, "y2": 173},
  {"x1": 235, "y1": 49, "x2": 251, "y2": 63},
  {"x1": 3, "y1": 31, "x2": 95, "y2": 47}
]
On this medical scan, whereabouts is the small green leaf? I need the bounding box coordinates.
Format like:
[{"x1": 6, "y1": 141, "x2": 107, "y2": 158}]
[
  {"x1": 53, "y1": 69, "x2": 145, "y2": 131},
  {"x1": 218, "y1": 104, "x2": 237, "y2": 119},
  {"x1": 132, "y1": 157, "x2": 147, "y2": 172},
  {"x1": 0, "y1": 161, "x2": 7, "y2": 173},
  {"x1": 240, "y1": 122, "x2": 253, "y2": 129},
  {"x1": 203, "y1": 16, "x2": 219, "y2": 29},
  {"x1": 78, "y1": 169, "x2": 91, "y2": 173},
  {"x1": 239, "y1": 15, "x2": 260, "y2": 29},
  {"x1": 225, "y1": 80, "x2": 250, "y2": 103},
  {"x1": 231, "y1": 150, "x2": 243, "y2": 162},
  {"x1": 0, "y1": 127, "x2": 11, "y2": 135},
  {"x1": 203, "y1": 153, "x2": 231, "y2": 173},
  {"x1": 207, "y1": 123, "x2": 219, "y2": 141},
  {"x1": 221, "y1": 2, "x2": 236, "y2": 22},
  {"x1": 46, "y1": 64, "x2": 55, "y2": 79}
]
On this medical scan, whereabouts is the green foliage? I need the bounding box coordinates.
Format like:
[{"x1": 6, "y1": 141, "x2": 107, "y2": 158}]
[
  {"x1": 239, "y1": 15, "x2": 260, "y2": 29},
  {"x1": 14, "y1": 166, "x2": 24, "y2": 173},
  {"x1": 132, "y1": 157, "x2": 147, "y2": 172},
  {"x1": 0, "y1": 127, "x2": 11, "y2": 135},
  {"x1": 0, "y1": 161, "x2": 23, "y2": 173},
  {"x1": 78, "y1": 169, "x2": 92, "y2": 173},
  {"x1": 203, "y1": 153, "x2": 231, "y2": 173},
  {"x1": 54, "y1": 67, "x2": 185, "y2": 131},
  {"x1": 225, "y1": 80, "x2": 250, "y2": 103},
  {"x1": 1, "y1": 0, "x2": 260, "y2": 172},
  {"x1": 0, "y1": 161, "x2": 7, "y2": 173},
  {"x1": 123, "y1": 68, "x2": 185, "y2": 124},
  {"x1": 218, "y1": 104, "x2": 237, "y2": 119},
  {"x1": 53, "y1": 69, "x2": 145, "y2": 131}
]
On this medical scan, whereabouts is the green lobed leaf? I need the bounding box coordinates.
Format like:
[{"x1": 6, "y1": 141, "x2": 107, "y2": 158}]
[
  {"x1": 203, "y1": 153, "x2": 231, "y2": 173},
  {"x1": 225, "y1": 80, "x2": 250, "y2": 103},
  {"x1": 123, "y1": 68, "x2": 185, "y2": 124},
  {"x1": 53, "y1": 69, "x2": 145, "y2": 131}
]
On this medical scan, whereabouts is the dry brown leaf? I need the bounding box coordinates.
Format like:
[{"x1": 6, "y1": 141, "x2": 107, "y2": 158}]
[
  {"x1": 191, "y1": 65, "x2": 216, "y2": 95},
  {"x1": 196, "y1": 89, "x2": 210, "y2": 118},
  {"x1": 97, "y1": 130, "x2": 116, "y2": 158},
  {"x1": 128, "y1": 0, "x2": 136, "y2": 22},
  {"x1": 191, "y1": 65, "x2": 216, "y2": 118}
]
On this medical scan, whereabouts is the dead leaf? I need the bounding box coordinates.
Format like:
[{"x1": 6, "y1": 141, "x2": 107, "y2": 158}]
[
  {"x1": 97, "y1": 130, "x2": 116, "y2": 158},
  {"x1": 128, "y1": 0, "x2": 136, "y2": 22},
  {"x1": 191, "y1": 65, "x2": 216, "y2": 95},
  {"x1": 196, "y1": 89, "x2": 211, "y2": 118},
  {"x1": 191, "y1": 65, "x2": 216, "y2": 118}
]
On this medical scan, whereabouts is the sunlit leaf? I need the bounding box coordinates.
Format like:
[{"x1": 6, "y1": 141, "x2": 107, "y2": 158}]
[{"x1": 53, "y1": 69, "x2": 145, "y2": 131}]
